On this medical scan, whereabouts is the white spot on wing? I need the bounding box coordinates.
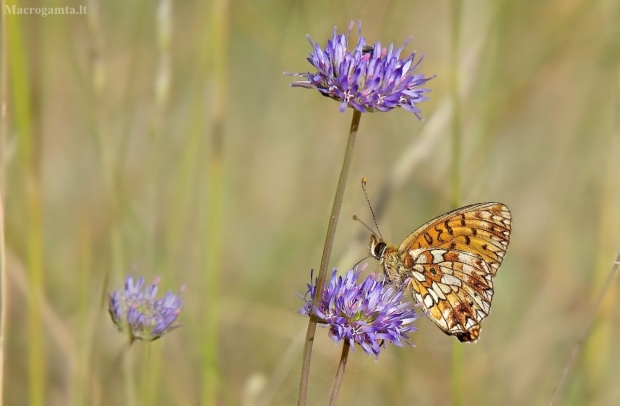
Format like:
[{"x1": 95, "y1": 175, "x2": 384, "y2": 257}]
[
  {"x1": 428, "y1": 288, "x2": 439, "y2": 303},
  {"x1": 441, "y1": 274, "x2": 462, "y2": 287},
  {"x1": 432, "y1": 282, "x2": 447, "y2": 300},
  {"x1": 423, "y1": 295, "x2": 434, "y2": 308},
  {"x1": 479, "y1": 212, "x2": 492, "y2": 220},
  {"x1": 409, "y1": 248, "x2": 427, "y2": 263},
  {"x1": 412, "y1": 270, "x2": 426, "y2": 282},
  {"x1": 438, "y1": 282, "x2": 452, "y2": 294},
  {"x1": 431, "y1": 250, "x2": 446, "y2": 264}
]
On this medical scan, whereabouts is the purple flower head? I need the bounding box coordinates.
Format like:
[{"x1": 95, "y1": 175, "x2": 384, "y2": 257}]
[
  {"x1": 299, "y1": 267, "x2": 419, "y2": 358},
  {"x1": 286, "y1": 21, "x2": 434, "y2": 118},
  {"x1": 108, "y1": 276, "x2": 185, "y2": 341}
]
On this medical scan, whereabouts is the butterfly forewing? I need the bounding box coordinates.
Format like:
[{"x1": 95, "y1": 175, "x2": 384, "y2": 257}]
[{"x1": 398, "y1": 202, "x2": 511, "y2": 275}]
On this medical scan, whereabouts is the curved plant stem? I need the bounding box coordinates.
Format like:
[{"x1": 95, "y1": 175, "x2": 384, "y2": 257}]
[
  {"x1": 328, "y1": 340, "x2": 351, "y2": 406},
  {"x1": 548, "y1": 252, "x2": 620, "y2": 406},
  {"x1": 297, "y1": 109, "x2": 362, "y2": 406}
]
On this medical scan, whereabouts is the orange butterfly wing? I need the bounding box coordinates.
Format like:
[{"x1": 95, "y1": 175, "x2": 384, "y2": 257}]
[
  {"x1": 397, "y1": 203, "x2": 511, "y2": 342},
  {"x1": 398, "y1": 202, "x2": 511, "y2": 275},
  {"x1": 405, "y1": 248, "x2": 495, "y2": 342}
]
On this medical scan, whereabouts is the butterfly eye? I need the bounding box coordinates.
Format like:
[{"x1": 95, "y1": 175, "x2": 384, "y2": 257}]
[{"x1": 372, "y1": 242, "x2": 387, "y2": 258}]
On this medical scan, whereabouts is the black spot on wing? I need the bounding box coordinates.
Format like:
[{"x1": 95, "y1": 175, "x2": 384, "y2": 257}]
[{"x1": 435, "y1": 226, "x2": 444, "y2": 243}]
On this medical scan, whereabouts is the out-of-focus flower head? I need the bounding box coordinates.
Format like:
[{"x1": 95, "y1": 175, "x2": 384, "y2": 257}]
[
  {"x1": 108, "y1": 276, "x2": 184, "y2": 342},
  {"x1": 299, "y1": 268, "x2": 419, "y2": 358},
  {"x1": 287, "y1": 21, "x2": 434, "y2": 118}
]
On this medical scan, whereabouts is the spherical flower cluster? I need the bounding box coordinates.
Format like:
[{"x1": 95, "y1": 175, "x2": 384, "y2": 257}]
[
  {"x1": 300, "y1": 268, "x2": 419, "y2": 358},
  {"x1": 287, "y1": 21, "x2": 434, "y2": 117},
  {"x1": 108, "y1": 276, "x2": 184, "y2": 341}
]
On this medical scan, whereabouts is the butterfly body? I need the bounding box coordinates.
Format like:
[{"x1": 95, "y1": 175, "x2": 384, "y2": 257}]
[{"x1": 369, "y1": 202, "x2": 511, "y2": 343}]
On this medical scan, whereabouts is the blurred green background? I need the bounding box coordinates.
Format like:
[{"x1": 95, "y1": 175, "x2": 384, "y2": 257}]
[{"x1": 1, "y1": 0, "x2": 620, "y2": 405}]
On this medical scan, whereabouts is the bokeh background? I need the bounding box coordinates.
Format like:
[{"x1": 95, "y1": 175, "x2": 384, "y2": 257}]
[{"x1": 1, "y1": 0, "x2": 620, "y2": 405}]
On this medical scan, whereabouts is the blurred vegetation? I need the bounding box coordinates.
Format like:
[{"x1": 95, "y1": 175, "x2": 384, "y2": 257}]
[{"x1": 1, "y1": 0, "x2": 619, "y2": 405}]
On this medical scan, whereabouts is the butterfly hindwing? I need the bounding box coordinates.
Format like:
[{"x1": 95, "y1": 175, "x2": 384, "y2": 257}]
[
  {"x1": 405, "y1": 248, "x2": 494, "y2": 343},
  {"x1": 398, "y1": 202, "x2": 511, "y2": 275}
]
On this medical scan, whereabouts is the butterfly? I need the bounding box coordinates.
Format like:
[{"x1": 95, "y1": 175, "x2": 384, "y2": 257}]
[{"x1": 368, "y1": 202, "x2": 511, "y2": 343}]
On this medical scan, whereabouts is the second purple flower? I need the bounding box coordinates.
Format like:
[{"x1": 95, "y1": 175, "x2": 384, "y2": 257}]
[
  {"x1": 108, "y1": 276, "x2": 185, "y2": 342},
  {"x1": 300, "y1": 268, "x2": 419, "y2": 358}
]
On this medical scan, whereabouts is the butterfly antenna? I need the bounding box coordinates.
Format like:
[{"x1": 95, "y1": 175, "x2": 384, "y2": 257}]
[
  {"x1": 361, "y1": 178, "x2": 383, "y2": 240},
  {"x1": 352, "y1": 215, "x2": 376, "y2": 237}
]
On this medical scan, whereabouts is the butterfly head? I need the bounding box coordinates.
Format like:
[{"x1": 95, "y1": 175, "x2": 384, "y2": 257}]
[{"x1": 369, "y1": 234, "x2": 388, "y2": 260}]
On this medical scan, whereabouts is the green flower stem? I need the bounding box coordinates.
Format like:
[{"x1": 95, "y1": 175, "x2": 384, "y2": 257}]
[
  {"x1": 201, "y1": 0, "x2": 228, "y2": 404},
  {"x1": 297, "y1": 109, "x2": 362, "y2": 406},
  {"x1": 0, "y1": 0, "x2": 7, "y2": 400},
  {"x1": 123, "y1": 338, "x2": 137, "y2": 406},
  {"x1": 0, "y1": 0, "x2": 6, "y2": 193},
  {"x1": 328, "y1": 340, "x2": 351, "y2": 406},
  {"x1": 7, "y1": 11, "x2": 45, "y2": 406},
  {"x1": 141, "y1": 344, "x2": 152, "y2": 405}
]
